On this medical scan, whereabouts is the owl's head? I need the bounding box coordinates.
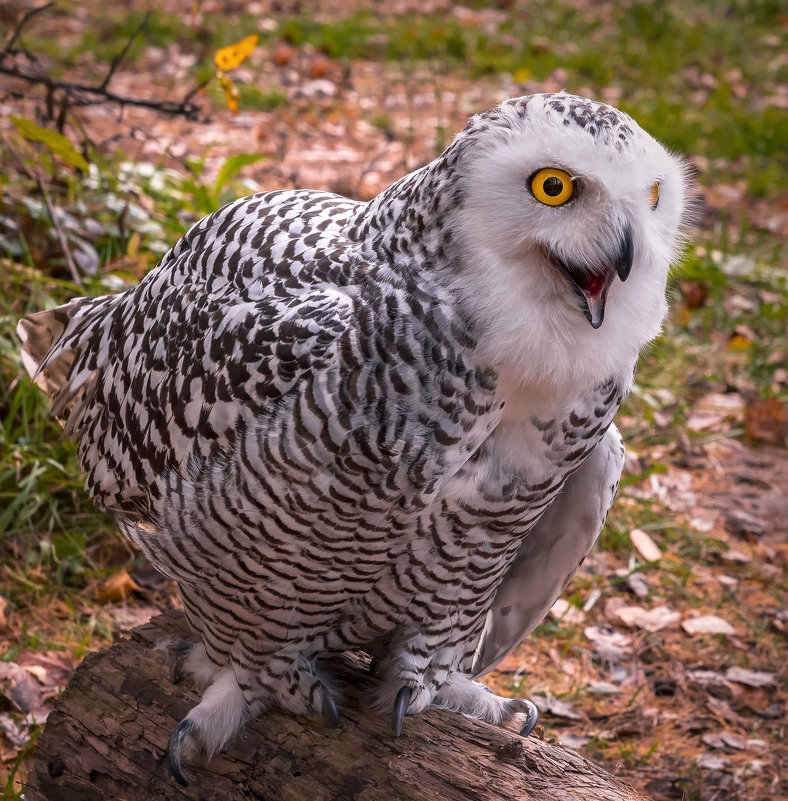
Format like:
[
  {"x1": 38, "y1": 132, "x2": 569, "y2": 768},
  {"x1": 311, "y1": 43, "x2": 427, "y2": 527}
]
[{"x1": 447, "y1": 92, "x2": 692, "y2": 393}]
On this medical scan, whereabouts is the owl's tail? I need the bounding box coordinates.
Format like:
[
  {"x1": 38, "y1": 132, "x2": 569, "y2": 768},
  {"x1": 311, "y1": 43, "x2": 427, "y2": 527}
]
[{"x1": 17, "y1": 294, "x2": 117, "y2": 422}]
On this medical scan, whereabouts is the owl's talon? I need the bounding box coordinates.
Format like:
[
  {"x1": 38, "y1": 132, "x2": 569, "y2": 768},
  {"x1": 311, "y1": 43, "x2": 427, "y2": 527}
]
[
  {"x1": 322, "y1": 694, "x2": 341, "y2": 728},
  {"x1": 517, "y1": 700, "x2": 539, "y2": 737},
  {"x1": 168, "y1": 642, "x2": 194, "y2": 685},
  {"x1": 168, "y1": 718, "x2": 195, "y2": 787},
  {"x1": 392, "y1": 685, "x2": 412, "y2": 736}
]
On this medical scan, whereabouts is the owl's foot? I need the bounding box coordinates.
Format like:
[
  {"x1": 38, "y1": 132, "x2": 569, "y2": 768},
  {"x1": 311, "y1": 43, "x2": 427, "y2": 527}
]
[
  {"x1": 164, "y1": 640, "x2": 222, "y2": 688},
  {"x1": 388, "y1": 672, "x2": 538, "y2": 737},
  {"x1": 168, "y1": 642, "x2": 194, "y2": 684},
  {"x1": 392, "y1": 685, "x2": 412, "y2": 736},
  {"x1": 167, "y1": 654, "x2": 342, "y2": 784},
  {"x1": 432, "y1": 673, "x2": 539, "y2": 736},
  {"x1": 168, "y1": 668, "x2": 249, "y2": 786}
]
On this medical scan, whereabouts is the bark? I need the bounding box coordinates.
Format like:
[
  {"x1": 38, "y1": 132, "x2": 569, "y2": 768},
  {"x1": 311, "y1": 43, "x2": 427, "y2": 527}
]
[{"x1": 26, "y1": 610, "x2": 652, "y2": 801}]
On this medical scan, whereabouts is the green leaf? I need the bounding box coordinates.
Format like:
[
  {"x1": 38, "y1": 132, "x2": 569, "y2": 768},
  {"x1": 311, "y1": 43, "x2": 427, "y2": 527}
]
[
  {"x1": 10, "y1": 117, "x2": 89, "y2": 171},
  {"x1": 212, "y1": 153, "x2": 264, "y2": 198}
]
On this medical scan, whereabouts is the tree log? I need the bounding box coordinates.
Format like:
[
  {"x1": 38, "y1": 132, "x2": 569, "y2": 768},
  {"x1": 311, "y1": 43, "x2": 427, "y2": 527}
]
[{"x1": 26, "y1": 610, "x2": 652, "y2": 801}]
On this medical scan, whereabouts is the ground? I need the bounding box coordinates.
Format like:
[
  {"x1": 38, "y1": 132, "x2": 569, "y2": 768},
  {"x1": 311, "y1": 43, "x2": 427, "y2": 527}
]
[{"x1": 0, "y1": 1, "x2": 786, "y2": 799}]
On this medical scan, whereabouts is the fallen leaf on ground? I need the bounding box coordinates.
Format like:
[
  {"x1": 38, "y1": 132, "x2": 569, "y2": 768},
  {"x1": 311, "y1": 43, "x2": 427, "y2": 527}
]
[
  {"x1": 530, "y1": 694, "x2": 583, "y2": 720},
  {"x1": 613, "y1": 604, "x2": 681, "y2": 632},
  {"x1": 0, "y1": 663, "x2": 43, "y2": 716},
  {"x1": 584, "y1": 625, "x2": 632, "y2": 662},
  {"x1": 107, "y1": 604, "x2": 159, "y2": 631},
  {"x1": 550, "y1": 598, "x2": 585, "y2": 625},
  {"x1": 706, "y1": 696, "x2": 751, "y2": 727},
  {"x1": 745, "y1": 397, "x2": 788, "y2": 445},
  {"x1": 725, "y1": 667, "x2": 775, "y2": 688},
  {"x1": 16, "y1": 650, "x2": 75, "y2": 687},
  {"x1": 682, "y1": 615, "x2": 737, "y2": 635},
  {"x1": 586, "y1": 681, "x2": 621, "y2": 694},
  {"x1": 724, "y1": 508, "x2": 768, "y2": 538},
  {"x1": 0, "y1": 713, "x2": 30, "y2": 749},
  {"x1": 684, "y1": 670, "x2": 733, "y2": 698},
  {"x1": 95, "y1": 568, "x2": 140, "y2": 603},
  {"x1": 696, "y1": 753, "x2": 730, "y2": 771},
  {"x1": 561, "y1": 733, "x2": 590, "y2": 749},
  {"x1": 630, "y1": 528, "x2": 662, "y2": 561},
  {"x1": 722, "y1": 549, "x2": 752, "y2": 563}
]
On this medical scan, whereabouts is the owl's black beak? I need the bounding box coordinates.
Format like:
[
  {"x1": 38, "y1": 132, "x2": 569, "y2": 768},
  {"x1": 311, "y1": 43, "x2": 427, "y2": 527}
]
[{"x1": 549, "y1": 223, "x2": 634, "y2": 329}]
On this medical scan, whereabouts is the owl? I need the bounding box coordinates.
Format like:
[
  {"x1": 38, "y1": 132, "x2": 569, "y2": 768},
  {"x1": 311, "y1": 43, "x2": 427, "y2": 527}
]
[{"x1": 19, "y1": 93, "x2": 689, "y2": 784}]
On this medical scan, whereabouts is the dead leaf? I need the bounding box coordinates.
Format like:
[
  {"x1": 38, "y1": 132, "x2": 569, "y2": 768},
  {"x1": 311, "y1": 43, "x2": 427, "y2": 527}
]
[
  {"x1": 107, "y1": 604, "x2": 158, "y2": 631},
  {"x1": 679, "y1": 717, "x2": 715, "y2": 733},
  {"x1": 745, "y1": 398, "x2": 788, "y2": 445},
  {"x1": 214, "y1": 34, "x2": 258, "y2": 72},
  {"x1": 630, "y1": 528, "x2": 662, "y2": 561},
  {"x1": 696, "y1": 753, "x2": 730, "y2": 771},
  {"x1": 0, "y1": 663, "x2": 43, "y2": 715},
  {"x1": 622, "y1": 570, "x2": 650, "y2": 599},
  {"x1": 724, "y1": 508, "x2": 768, "y2": 538},
  {"x1": 685, "y1": 393, "x2": 744, "y2": 432},
  {"x1": 530, "y1": 694, "x2": 583, "y2": 720},
  {"x1": 0, "y1": 712, "x2": 29, "y2": 749},
  {"x1": 706, "y1": 696, "x2": 750, "y2": 727},
  {"x1": 614, "y1": 604, "x2": 681, "y2": 632},
  {"x1": 550, "y1": 598, "x2": 585, "y2": 625},
  {"x1": 586, "y1": 681, "x2": 621, "y2": 694},
  {"x1": 682, "y1": 615, "x2": 737, "y2": 635},
  {"x1": 95, "y1": 569, "x2": 140, "y2": 603},
  {"x1": 561, "y1": 733, "x2": 590, "y2": 749},
  {"x1": 684, "y1": 670, "x2": 733, "y2": 698},
  {"x1": 272, "y1": 41, "x2": 297, "y2": 67},
  {"x1": 218, "y1": 74, "x2": 240, "y2": 115},
  {"x1": 720, "y1": 732, "x2": 746, "y2": 750},
  {"x1": 725, "y1": 667, "x2": 775, "y2": 688},
  {"x1": 309, "y1": 54, "x2": 338, "y2": 80},
  {"x1": 584, "y1": 625, "x2": 632, "y2": 663},
  {"x1": 16, "y1": 650, "x2": 75, "y2": 687},
  {"x1": 680, "y1": 279, "x2": 709, "y2": 308}
]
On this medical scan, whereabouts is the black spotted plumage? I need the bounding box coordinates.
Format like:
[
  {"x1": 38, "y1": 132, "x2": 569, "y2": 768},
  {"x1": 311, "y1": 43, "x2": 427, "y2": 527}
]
[{"x1": 19, "y1": 92, "x2": 689, "y2": 782}]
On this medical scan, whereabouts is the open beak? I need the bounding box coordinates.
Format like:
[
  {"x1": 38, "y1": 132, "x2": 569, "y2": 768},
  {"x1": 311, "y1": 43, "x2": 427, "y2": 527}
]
[{"x1": 548, "y1": 223, "x2": 634, "y2": 329}]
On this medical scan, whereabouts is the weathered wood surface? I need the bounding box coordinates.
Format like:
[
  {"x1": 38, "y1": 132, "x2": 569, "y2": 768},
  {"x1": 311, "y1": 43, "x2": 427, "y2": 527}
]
[{"x1": 26, "y1": 610, "x2": 653, "y2": 801}]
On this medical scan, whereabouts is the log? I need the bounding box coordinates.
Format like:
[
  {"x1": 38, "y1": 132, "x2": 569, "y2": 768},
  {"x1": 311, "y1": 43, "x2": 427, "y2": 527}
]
[{"x1": 26, "y1": 610, "x2": 652, "y2": 801}]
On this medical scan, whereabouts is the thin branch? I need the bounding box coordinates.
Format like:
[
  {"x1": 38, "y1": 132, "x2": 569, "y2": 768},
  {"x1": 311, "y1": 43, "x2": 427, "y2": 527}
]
[
  {"x1": 99, "y1": 12, "x2": 152, "y2": 91},
  {"x1": 0, "y1": 2, "x2": 54, "y2": 60},
  {"x1": 37, "y1": 174, "x2": 83, "y2": 287},
  {"x1": 0, "y1": 5, "x2": 204, "y2": 122},
  {"x1": 1, "y1": 134, "x2": 83, "y2": 287},
  {"x1": 0, "y1": 62, "x2": 204, "y2": 120}
]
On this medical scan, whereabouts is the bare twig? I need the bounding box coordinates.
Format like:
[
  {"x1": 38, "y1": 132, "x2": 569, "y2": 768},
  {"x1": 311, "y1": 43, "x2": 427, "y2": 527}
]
[
  {"x1": 2, "y1": 133, "x2": 83, "y2": 287},
  {"x1": 37, "y1": 174, "x2": 83, "y2": 287},
  {"x1": 99, "y1": 12, "x2": 152, "y2": 91},
  {"x1": 0, "y1": 5, "x2": 204, "y2": 122},
  {"x1": 0, "y1": 64, "x2": 205, "y2": 120},
  {"x1": 0, "y1": 2, "x2": 54, "y2": 59}
]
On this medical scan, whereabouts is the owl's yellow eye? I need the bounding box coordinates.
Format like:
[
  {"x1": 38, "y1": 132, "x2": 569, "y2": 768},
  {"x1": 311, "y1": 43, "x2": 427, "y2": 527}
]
[
  {"x1": 530, "y1": 168, "x2": 574, "y2": 206},
  {"x1": 649, "y1": 181, "x2": 660, "y2": 210}
]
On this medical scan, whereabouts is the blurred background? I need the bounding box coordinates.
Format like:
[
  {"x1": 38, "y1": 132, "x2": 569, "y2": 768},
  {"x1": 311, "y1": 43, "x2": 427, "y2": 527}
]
[{"x1": 0, "y1": 1, "x2": 786, "y2": 798}]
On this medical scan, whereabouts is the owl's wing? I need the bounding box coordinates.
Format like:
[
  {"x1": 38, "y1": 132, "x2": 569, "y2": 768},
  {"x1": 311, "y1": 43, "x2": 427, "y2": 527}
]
[
  {"x1": 470, "y1": 424, "x2": 626, "y2": 678},
  {"x1": 18, "y1": 275, "x2": 356, "y2": 515}
]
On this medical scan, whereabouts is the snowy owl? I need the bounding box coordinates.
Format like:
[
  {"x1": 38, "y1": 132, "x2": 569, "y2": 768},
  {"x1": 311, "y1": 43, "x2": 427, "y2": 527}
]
[{"x1": 19, "y1": 92, "x2": 689, "y2": 784}]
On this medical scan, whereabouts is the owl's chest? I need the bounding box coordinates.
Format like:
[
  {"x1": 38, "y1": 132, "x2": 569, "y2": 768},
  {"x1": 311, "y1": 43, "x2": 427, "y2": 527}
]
[{"x1": 437, "y1": 375, "x2": 624, "y2": 540}]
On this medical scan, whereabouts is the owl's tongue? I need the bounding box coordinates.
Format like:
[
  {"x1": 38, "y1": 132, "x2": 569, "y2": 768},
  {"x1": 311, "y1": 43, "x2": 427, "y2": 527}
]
[
  {"x1": 564, "y1": 266, "x2": 615, "y2": 329},
  {"x1": 551, "y1": 224, "x2": 634, "y2": 329}
]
